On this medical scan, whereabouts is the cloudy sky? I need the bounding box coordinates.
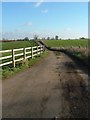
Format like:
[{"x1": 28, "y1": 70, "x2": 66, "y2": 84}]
[{"x1": 2, "y1": 1, "x2": 88, "y2": 39}]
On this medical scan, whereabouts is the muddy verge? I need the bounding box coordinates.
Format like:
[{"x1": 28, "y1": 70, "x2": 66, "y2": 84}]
[{"x1": 55, "y1": 51, "x2": 89, "y2": 118}]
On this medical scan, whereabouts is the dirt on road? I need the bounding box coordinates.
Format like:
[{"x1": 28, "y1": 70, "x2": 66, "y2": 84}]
[{"x1": 2, "y1": 51, "x2": 89, "y2": 118}]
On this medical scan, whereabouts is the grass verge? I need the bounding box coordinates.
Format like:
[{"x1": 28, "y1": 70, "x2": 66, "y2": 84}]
[
  {"x1": 65, "y1": 48, "x2": 88, "y2": 67},
  {"x1": 2, "y1": 51, "x2": 49, "y2": 80}
]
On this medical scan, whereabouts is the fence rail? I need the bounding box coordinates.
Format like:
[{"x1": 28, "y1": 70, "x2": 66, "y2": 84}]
[{"x1": 0, "y1": 45, "x2": 44, "y2": 67}]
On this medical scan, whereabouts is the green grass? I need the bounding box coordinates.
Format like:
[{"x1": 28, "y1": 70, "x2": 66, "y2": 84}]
[
  {"x1": 1, "y1": 40, "x2": 38, "y2": 50},
  {"x1": 2, "y1": 51, "x2": 48, "y2": 80},
  {"x1": 0, "y1": 40, "x2": 48, "y2": 80},
  {"x1": 44, "y1": 39, "x2": 88, "y2": 48},
  {"x1": 0, "y1": 40, "x2": 38, "y2": 63},
  {"x1": 44, "y1": 39, "x2": 88, "y2": 66}
]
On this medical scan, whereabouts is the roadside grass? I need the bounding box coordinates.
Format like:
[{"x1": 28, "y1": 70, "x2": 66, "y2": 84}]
[
  {"x1": 1, "y1": 40, "x2": 48, "y2": 80},
  {"x1": 65, "y1": 47, "x2": 88, "y2": 66},
  {"x1": 2, "y1": 51, "x2": 49, "y2": 80}
]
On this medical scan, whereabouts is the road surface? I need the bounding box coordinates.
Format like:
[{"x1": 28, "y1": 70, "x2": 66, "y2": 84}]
[{"x1": 2, "y1": 51, "x2": 89, "y2": 118}]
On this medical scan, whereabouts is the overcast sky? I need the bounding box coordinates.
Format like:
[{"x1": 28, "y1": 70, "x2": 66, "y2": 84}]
[{"x1": 2, "y1": 2, "x2": 88, "y2": 39}]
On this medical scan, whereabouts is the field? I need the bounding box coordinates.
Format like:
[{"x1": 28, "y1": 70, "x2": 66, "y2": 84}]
[
  {"x1": 44, "y1": 39, "x2": 89, "y2": 68},
  {"x1": 0, "y1": 40, "x2": 47, "y2": 79},
  {"x1": 0, "y1": 40, "x2": 38, "y2": 58},
  {"x1": 0, "y1": 39, "x2": 89, "y2": 79},
  {"x1": 1, "y1": 40, "x2": 38, "y2": 50},
  {"x1": 44, "y1": 39, "x2": 88, "y2": 48}
]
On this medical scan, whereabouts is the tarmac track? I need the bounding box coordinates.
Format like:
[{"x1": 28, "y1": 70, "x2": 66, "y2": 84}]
[{"x1": 2, "y1": 51, "x2": 89, "y2": 118}]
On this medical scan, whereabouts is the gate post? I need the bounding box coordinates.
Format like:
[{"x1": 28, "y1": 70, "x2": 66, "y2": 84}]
[
  {"x1": 23, "y1": 48, "x2": 26, "y2": 60},
  {"x1": 31, "y1": 47, "x2": 33, "y2": 59},
  {"x1": 12, "y1": 49, "x2": 15, "y2": 67}
]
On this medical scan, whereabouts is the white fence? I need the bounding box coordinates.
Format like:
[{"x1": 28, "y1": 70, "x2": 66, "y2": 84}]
[{"x1": 0, "y1": 45, "x2": 44, "y2": 67}]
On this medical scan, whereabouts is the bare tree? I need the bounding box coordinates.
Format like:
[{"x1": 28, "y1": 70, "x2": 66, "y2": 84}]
[
  {"x1": 55, "y1": 35, "x2": 59, "y2": 40},
  {"x1": 34, "y1": 35, "x2": 38, "y2": 40},
  {"x1": 23, "y1": 37, "x2": 29, "y2": 41},
  {"x1": 47, "y1": 37, "x2": 50, "y2": 40}
]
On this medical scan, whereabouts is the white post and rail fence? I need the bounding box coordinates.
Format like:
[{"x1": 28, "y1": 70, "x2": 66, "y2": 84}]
[{"x1": 0, "y1": 45, "x2": 44, "y2": 67}]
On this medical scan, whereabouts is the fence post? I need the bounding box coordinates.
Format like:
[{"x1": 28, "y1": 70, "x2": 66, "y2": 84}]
[
  {"x1": 12, "y1": 49, "x2": 15, "y2": 67},
  {"x1": 23, "y1": 48, "x2": 26, "y2": 60},
  {"x1": 37, "y1": 46, "x2": 38, "y2": 57},
  {"x1": 31, "y1": 47, "x2": 33, "y2": 59},
  {"x1": 42, "y1": 46, "x2": 45, "y2": 52},
  {"x1": 40, "y1": 46, "x2": 42, "y2": 54}
]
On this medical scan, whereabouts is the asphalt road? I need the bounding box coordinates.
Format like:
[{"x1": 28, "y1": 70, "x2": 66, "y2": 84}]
[{"x1": 2, "y1": 51, "x2": 89, "y2": 118}]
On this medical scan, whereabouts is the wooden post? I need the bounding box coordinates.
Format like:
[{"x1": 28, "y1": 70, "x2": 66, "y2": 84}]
[
  {"x1": 23, "y1": 48, "x2": 26, "y2": 60},
  {"x1": 12, "y1": 49, "x2": 15, "y2": 67},
  {"x1": 31, "y1": 47, "x2": 33, "y2": 59},
  {"x1": 37, "y1": 46, "x2": 38, "y2": 57},
  {"x1": 43, "y1": 46, "x2": 45, "y2": 52},
  {"x1": 40, "y1": 46, "x2": 42, "y2": 54},
  {"x1": 42, "y1": 46, "x2": 44, "y2": 53}
]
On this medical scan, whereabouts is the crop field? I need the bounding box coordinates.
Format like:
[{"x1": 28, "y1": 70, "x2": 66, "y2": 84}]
[
  {"x1": 44, "y1": 39, "x2": 88, "y2": 48},
  {"x1": 44, "y1": 39, "x2": 89, "y2": 67},
  {"x1": 1, "y1": 40, "x2": 38, "y2": 50}
]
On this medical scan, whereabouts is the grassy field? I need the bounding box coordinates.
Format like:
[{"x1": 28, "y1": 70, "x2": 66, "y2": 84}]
[
  {"x1": 1, "y1": 40, "x2": 38, "y2": 58},
  {"x1": 44, "y1": 39, "x2": 88, "y2": 67},
  {"x1": 44, "y1": 39, "x2": 88, "y2": 48},
  {"x1": 1, "y1": 40, "x2": 38, "y2": 50}
]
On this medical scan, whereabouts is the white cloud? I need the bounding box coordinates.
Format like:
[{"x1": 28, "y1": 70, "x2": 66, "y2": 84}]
[
  {"x1": 2, "y1": 27, "x2": 88, "y2": 40},
  {"x1": 2, "y1": 0, "x2": 89, "y2": 2},
  {"x1": 2, "y1": 31, "x2": 35, "y2": 40},
  {"x1": 2, "y1": 30, "x2": 88, "y2": 40},
  {"x1": 23, "y1": 22, "x2": 32, "y2": 26},
  {"x1": 42, "y1": 9, "x2": 48, "y2": 13},
  {"x1": 34, "y1": 0, "x2": 44, "y2": 8},
  {"x1": 66, "y1": 27, "x2": 72, "y2": 31}
]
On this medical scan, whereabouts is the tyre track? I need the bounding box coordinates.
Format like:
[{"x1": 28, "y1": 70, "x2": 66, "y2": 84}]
[{"x1": 2, "y1": 51, "x2": 89, "y2": 118}]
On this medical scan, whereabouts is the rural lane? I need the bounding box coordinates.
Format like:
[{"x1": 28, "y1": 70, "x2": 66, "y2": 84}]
[{"x1": 2, "y1": 51, "x2": 89, "y2": 118}]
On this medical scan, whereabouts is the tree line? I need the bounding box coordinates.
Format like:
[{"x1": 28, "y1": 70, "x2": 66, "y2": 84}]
[{"x1": 2, "y1": 35, "x2": 87, "y2": 42}]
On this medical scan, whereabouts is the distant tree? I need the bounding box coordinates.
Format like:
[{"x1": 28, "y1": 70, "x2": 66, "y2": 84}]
[
  {"x1": 80, "y1": 37, "x2": 85, "y2": 39},
  {"x1": 23, "y1": 37, "x2": 29, "y2": 41},
  {"x1": 34, "y1": 35, "x2": 38, "y2": 40},
  {"x1": 3, "y1": 38, "x2": 7, "y2": 41},
  {"x1": 17, "y1": 39, "x2": 22, "y2": 41},
  {"x1": 51, "y1": 37, "x2": 54, "y2": 40},
  {"x1": 55, "y1": 35, "x2": 59, "y2": 40},
  {"x1": 42, "y1": 37, "x2": 45, "y2": 40},
  {"x1": 47, "y1": 37, "x2": 50, "y2": 40}
]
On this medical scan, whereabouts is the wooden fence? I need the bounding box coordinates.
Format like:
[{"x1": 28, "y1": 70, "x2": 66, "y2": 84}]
[{"x1": 0, "y1": 45, "x2": 44, "y2": 67}]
